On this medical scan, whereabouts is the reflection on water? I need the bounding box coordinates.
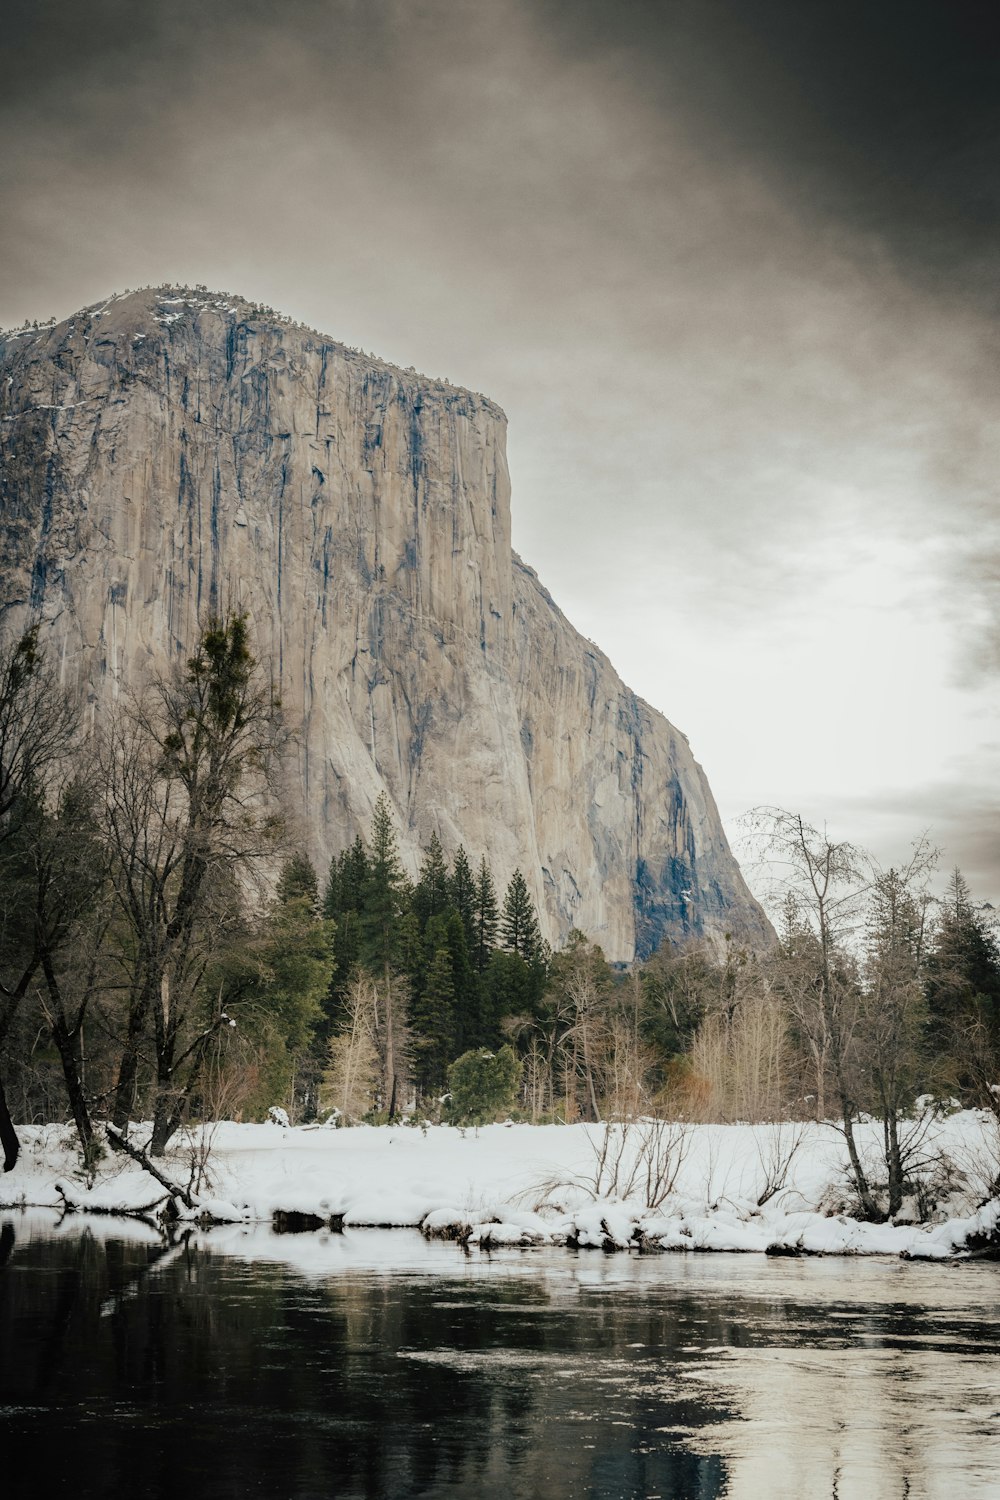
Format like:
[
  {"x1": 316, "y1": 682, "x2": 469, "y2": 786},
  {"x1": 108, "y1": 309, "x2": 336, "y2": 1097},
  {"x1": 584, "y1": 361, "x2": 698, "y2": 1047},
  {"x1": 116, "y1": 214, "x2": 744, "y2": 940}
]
[{"x1": 0, "y1": 1211, "x2": 997, "y2": 1499}]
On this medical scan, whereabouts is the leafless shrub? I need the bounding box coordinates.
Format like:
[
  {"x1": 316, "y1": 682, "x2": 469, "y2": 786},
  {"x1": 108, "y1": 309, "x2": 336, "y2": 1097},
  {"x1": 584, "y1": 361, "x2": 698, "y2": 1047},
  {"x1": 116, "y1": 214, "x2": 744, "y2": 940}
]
[
  {"x1": 688, "y1": 983, "x2": 789, "y2": 1124},
  {"x1": 576, "y1": 1118, "x2": 692, "y2": 1210},
  {"x1": 751, "y1": 1120, "x2": 810, "y2": 1206}
]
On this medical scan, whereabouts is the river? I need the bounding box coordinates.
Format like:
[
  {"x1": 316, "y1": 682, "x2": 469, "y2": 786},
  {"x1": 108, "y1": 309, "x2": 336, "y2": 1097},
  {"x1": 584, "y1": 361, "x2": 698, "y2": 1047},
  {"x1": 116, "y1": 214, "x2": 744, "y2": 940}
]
[{"x1": 0, "y1": 1211, "x2": 997, "y2": 1498}]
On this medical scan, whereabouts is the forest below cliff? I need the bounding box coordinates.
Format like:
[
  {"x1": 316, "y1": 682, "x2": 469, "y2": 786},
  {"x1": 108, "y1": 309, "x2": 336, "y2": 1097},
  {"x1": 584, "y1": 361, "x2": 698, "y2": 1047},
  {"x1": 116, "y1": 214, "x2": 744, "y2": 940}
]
[{"x1": 0, "y1": 615, "x2": 998, "y2": 1225}]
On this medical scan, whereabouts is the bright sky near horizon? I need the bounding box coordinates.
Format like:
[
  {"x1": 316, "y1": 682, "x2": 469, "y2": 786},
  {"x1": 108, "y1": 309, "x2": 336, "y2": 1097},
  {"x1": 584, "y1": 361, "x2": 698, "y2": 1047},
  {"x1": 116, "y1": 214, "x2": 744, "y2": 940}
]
[{"x1": 2, "y1": 0, "x2": 998, "y2": 899}]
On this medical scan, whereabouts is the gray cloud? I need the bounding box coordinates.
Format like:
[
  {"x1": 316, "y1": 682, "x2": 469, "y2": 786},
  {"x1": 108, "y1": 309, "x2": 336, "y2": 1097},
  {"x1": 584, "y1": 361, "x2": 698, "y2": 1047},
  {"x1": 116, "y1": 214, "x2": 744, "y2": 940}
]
[
  {"x1": 2, "y1": 0, "x2": 998, "y2": 890},
  {"x1": 817, "y1": 777, "x2": 1000, "y2": 904}
]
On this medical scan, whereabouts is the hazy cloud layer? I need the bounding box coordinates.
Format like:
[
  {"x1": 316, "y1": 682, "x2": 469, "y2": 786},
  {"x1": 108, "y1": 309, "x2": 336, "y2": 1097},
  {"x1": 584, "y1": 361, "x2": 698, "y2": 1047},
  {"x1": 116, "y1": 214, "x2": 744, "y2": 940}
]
[{"x1": 2, "y1": 0, "x2": 997, "y2": 893}]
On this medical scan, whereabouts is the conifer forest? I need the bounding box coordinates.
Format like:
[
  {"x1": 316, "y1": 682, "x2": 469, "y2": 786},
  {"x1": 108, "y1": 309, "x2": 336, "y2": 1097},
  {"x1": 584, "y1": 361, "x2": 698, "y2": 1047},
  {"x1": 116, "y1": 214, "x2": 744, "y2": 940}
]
[{"x1": 1, "y1": 617, "x2": 998, "y2": 1226}]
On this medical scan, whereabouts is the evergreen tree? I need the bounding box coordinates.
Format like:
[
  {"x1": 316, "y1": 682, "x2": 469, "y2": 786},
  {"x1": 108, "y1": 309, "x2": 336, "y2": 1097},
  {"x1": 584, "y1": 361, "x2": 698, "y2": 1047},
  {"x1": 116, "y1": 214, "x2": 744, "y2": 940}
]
[
  {"x1": 358, "y1": 793, "x2": 411, "y2": 1118},
  {"x1": 927, "y1": 869, "x2": 1000, "y2": 1042},
  {"x1": 345, "y1": 836, "x2": 370, "y2": 909},
  {"x1": 413, "y1": 832, "x2": 450, "y2": 931},
  {"x1": 482, "y1": 949, "x2": 538, "y2": 1044},
  {"x1": 320, "y1": 837, "x2": 369, "y2": 1040},
  {"x1": 445, "y1": 1045, "x2": 522, "y2": 1126},
  {"x1": 473, "y1": 855, "x2": 499, "y2": 973},
  {"x1": 396, "y1": 907, "x2": 423, "y2": 980},
  {"x1": 411, "y1": 943, "x2": 456, "y2": 1092},
  {"x1": 926, "y1": 870, "x2": 1000, "y2": 1109},
  {"x1": 449, "y1": 846, "x2": 477, "y2": 953},
  {"x1": 360, "y1": 794, "x2": 409, "y2": 973},
  {"x1": 444, "y1": 908, "x2": 479, "y2": 1053},
  {"x1": 321, "y1": 854, "x2": 340, "y2": 920},
  {"x1": 500, "y1": 869, "x2": 542, "y2": 964},
  {"x1": 324, "y1": 837, "x2": 370, "y2": 921},
  {"x1": 212, "y1": 872, "x2": 335, "y2": 1121},
  {"x1": 277, "y1": 853, "x2": 319, "y2": 911}
]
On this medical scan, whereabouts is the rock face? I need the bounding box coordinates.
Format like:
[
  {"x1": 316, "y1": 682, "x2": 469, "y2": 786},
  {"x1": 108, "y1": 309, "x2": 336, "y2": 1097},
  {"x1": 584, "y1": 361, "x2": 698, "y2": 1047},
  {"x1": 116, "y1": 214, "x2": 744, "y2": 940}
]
[{"x1": 0, "y1": 288, "x2": 771, "y2": 960}]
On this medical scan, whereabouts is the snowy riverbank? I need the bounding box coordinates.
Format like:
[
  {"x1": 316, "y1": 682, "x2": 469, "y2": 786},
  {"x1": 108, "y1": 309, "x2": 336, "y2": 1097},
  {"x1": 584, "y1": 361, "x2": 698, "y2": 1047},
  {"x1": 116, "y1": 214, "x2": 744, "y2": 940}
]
[{"x1": 2, "y1": 1114, "x2": 998, "y2": 1260}]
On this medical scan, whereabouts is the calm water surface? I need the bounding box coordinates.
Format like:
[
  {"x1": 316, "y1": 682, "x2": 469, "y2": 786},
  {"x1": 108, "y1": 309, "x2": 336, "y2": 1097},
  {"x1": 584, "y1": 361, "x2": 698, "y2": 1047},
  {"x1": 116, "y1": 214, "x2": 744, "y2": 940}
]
[{"x1": 0, "y1": 1210, "x2": 997, "y2": 1499}]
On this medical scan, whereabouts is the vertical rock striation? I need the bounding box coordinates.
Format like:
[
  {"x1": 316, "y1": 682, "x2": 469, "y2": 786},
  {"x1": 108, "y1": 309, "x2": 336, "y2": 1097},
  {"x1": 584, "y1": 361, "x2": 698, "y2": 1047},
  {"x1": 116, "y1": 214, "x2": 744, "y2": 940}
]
[{"x1": 0, "y1": 287, "x2": 771, "y2": 960}]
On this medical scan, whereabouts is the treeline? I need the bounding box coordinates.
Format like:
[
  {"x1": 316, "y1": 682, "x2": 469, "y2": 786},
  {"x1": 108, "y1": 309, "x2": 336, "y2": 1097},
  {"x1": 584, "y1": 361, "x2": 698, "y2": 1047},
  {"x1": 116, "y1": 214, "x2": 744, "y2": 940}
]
[
  {"x1": 0, "y1": 619, "x2": 998, "y2": 1222},
  {"x1": 317, "y1": 799, "x2": 547, "y2": 1116}
]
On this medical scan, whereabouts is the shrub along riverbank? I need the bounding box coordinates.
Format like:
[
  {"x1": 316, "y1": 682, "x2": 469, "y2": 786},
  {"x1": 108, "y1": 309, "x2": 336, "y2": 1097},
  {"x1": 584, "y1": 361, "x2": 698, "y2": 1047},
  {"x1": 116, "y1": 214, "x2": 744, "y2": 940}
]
[{"x1": 2, "y1": 1114, "x2": 998, "y2": 1261}]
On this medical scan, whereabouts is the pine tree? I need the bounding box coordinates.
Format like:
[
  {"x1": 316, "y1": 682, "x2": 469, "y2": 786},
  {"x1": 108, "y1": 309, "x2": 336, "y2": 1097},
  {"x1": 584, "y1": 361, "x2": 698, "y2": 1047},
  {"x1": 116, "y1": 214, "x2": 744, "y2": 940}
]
[
  {"x1": 213, "y1": 868, "x2": 335, "y2": 1122},
  {"x1": 320, "y1": 837, "x2": 370, "y2": 1040},
  {"x1": 360, "y1": 794, "x2": 408, "y2": 973},
  {"x1": 342, "y1": 836, "x2": 370, "y2": 911},
  {"x1": 277, "y1": 853, "x2": 319, "y2": 911},
  {"x1": 322, "y1": 855, "x2": 340, "y2": 921},
  {"x1": 482, "y1": 949, "x2": 537, "y2": 1044},
  {"x1": 411, "y1": 944, "x2": 456, "y2": 1093},
  {"x1": 449, "y1": 846, "x2": 477, "y2": 953},
  {"x1": 473, "y1": 855, "x2": 499, "y2": 973},
  {"x1": 926, "y1": 869, "x2": 1000, "y2": 1061},
  {"x1": 445, "y1": 1045, "x2": 522, "y2": 1126},
  {"x1": 413, "y1": 832, "x2": 450, "y2": 931},
  {"x1": 500, "y1": 869, "x2": 542, "y2": 964},
  {"x1": 358, "y1": 793, "x2": 411, "y2": 1118},
  {"x1": 444, "y1": 908, "x2": 479, "y2": 1053}
]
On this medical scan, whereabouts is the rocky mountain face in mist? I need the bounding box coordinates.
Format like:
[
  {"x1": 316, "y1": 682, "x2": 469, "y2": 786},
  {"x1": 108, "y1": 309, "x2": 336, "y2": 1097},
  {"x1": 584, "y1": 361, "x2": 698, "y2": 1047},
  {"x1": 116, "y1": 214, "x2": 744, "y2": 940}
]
[{"x1": 0, "y1": 287, "x2": 771, "y2": 960}]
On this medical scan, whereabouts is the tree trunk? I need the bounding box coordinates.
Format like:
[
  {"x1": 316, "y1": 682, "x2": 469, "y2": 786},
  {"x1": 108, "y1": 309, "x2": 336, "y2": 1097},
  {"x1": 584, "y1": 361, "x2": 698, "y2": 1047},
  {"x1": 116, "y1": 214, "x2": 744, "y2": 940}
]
[
  {"x1": 112, "y1": 979, "x2": 152, "y2": 1129},
  {"x1": 0, "y1": 1073, "x2": 19, "y2": 1171},
  {"x1": 808, "y1": 1036, "x2": 826, "y2": 1121},
  {"x1": 41, "y1": 953, "x2": 97, "y2": 1163},
  {"x1": 582, "y1": 1028, "x2": 601, "y2": 1123},
  {"x1": 50, "y1": 1017, "x2": 95, "y2": 1162},
  {"x1": 886, "y1": 1111, "x2": 904, "y2": 1218},
  {"x1": 839, "y1": 1086, "x2": 883, "y2": 1221},
  {"x1": 384, "y1": 964, "x2": 396, "y2": 1121}
]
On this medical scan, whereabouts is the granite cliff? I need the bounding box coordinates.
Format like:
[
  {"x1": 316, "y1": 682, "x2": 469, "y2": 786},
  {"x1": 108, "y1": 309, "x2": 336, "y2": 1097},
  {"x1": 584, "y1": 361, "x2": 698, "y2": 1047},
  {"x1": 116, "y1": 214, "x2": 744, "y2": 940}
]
[{"x1": 0, "y1": 287, "x2": 771, "y2": 960}]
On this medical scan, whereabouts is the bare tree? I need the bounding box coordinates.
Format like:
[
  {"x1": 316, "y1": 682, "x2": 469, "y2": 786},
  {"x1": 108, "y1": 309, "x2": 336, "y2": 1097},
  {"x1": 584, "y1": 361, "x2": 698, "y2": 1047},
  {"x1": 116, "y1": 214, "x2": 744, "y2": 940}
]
[
  {"x1": 689, "y1": 965, "x2": 789, "y2": 1123},
  {"x1": 0, "y1": 629, "x2": 78, "y2": 1170},
  {"x1": 322, "y1": 969, "x2": 382, "y2": 1122},
  {"x1": 546, "y1": 932, "x2": 613, "y2": 1122},
  {"x1": 103, "y1": 614, "x2": 284, "y2": 1153},
  {"x1": 744, "y1": 807, "x2": 881, "y2": 1217},
  {"x1": 860, "y1": 854, "x2": 936, "y2": 1216},
  {"x1": 30, "y1": 773, "x2": 113, "y2": 1167}
]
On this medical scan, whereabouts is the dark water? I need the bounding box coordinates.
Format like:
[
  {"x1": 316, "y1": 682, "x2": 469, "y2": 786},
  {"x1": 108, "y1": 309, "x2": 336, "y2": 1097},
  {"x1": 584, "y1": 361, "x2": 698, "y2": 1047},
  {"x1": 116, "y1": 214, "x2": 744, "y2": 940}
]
[{"x1": 0, "y1": 1212, "x2": 998, "y2": 1499}]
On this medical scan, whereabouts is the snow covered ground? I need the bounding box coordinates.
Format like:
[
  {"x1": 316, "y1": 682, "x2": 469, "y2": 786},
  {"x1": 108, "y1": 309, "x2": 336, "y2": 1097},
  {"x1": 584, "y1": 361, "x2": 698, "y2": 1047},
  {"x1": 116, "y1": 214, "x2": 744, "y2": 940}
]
[{"x1": 2, "y1": 1112, "x2": 997, "y2": 1260}]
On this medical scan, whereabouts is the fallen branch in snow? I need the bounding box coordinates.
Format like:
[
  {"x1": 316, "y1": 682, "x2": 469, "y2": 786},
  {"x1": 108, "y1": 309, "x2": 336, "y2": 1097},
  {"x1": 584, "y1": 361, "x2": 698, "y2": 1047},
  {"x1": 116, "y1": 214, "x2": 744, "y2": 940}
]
[{"x1": 106, "y1": 1125, "x2": 196, "y2": 1211}]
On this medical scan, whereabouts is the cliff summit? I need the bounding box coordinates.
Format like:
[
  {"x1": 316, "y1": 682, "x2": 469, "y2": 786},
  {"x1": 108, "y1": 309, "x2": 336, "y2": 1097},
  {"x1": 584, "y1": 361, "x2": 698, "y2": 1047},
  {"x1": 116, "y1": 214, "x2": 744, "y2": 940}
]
[{"x1": 0, "y1": 285, "x2": 771, "y2": 960}]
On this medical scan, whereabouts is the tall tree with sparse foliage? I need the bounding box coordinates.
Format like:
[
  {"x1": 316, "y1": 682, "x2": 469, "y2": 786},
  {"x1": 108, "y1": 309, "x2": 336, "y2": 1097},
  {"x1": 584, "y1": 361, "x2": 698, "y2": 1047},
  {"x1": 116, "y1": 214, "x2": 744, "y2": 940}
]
[
  {"x1": 104, "y1": 613, "x2": 284, "y2": 1154},
  {"x1": 0, "y1": 629, "x2": 78, "y2": 1171}
]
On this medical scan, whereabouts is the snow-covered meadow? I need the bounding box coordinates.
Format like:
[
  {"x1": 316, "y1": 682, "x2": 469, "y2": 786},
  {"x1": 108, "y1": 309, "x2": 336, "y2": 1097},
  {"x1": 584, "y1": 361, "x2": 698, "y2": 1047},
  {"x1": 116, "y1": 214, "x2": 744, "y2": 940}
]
[{"x1": 2, "y1": 1111, "x2": 998, "y2": 1261}]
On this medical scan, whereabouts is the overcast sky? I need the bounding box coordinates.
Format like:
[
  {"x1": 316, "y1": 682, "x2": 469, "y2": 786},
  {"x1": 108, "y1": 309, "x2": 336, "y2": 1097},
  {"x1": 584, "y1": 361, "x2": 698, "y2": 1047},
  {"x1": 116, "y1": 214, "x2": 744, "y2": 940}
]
[{"x1": 3, "y1": 0, "x2": 998, "y2": 897}]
